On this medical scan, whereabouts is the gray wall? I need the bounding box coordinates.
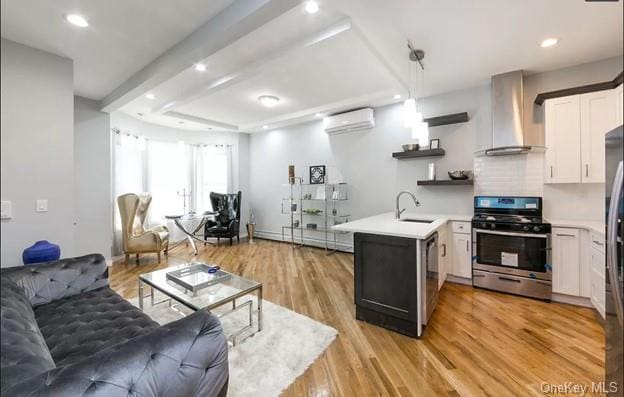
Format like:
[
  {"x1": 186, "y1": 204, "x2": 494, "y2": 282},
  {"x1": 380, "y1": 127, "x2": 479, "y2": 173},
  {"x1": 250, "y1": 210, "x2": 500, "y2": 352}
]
[
  {"x1": 74, "y1": 96, "x2": 113, "y2": 258},
  {"x1": 249, "y1": 85, "x2": 490, "y2": 245},
  {"x1": 1, "y1": 39, "x2": 75, "y2": 267}
]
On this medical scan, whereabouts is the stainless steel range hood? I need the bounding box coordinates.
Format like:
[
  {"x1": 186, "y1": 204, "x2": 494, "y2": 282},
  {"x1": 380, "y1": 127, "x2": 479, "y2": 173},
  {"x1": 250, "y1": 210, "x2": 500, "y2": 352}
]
[{"x1": 480, "y1": 70, "x2": 542, "y2": 156}]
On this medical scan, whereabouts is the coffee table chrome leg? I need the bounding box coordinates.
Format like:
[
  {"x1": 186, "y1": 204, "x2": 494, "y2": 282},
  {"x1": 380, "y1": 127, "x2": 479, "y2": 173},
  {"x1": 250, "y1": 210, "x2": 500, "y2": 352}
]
[
  {"x1": 187, "y1": 236, "x2": 198, "y2": 255},
  {"x1": 138, "y1": 279, "x2": 144, "y2": 311},
  {"x1": 258, "y1": 286, "x2": 263, "y2": 332},
  {"x1": 150, "y1": 285, "x2": 155, "y2": 305}
]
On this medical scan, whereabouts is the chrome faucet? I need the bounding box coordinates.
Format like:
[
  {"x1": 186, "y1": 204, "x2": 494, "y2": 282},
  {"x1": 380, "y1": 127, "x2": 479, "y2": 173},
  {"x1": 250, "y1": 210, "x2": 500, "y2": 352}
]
[{"x1": 395, "y1": 191, "x2": 421, "y2": 219}]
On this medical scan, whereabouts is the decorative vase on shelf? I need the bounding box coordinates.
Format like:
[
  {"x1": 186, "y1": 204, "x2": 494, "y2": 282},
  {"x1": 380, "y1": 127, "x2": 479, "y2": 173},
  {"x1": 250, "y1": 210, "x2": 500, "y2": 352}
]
[{"x1": 288, "y1": 165, "x2": 295, "y2": 184}]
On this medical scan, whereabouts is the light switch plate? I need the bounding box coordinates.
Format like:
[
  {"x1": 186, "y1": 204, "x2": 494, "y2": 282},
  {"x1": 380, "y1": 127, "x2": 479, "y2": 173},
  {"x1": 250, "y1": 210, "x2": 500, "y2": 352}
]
[
  {"x1": 1, "y1": 201, "x2": 11, "y2": 219},
  {"x1": 36, "y1": 199, "x2": 48, "y2": 212}
]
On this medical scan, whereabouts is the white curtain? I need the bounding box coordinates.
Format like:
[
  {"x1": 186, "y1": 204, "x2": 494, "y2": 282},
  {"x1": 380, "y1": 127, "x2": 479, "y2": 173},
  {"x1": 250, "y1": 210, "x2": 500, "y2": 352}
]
[
  {"x1": 112, "y1": 132, "x2": 146, "y2": 254},
  {"x1": 111, "y1": 130, "x2": 233, "y2": 255},
  {"x1": 195, "y1": 145, "x2": 232, "y2": 212}
]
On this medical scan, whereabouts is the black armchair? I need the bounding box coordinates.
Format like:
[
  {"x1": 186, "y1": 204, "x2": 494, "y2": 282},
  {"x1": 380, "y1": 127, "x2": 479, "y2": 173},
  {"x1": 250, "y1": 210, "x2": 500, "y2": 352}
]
[{"x1": 204, "y1": 191, "x2": 242, "y2": 245}]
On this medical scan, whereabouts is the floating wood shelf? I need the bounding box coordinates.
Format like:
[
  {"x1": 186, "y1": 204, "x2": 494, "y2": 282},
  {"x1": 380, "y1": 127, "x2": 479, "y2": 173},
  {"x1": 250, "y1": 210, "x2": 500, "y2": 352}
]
[
  {"x1": 392, "y1": 148, "x2": 445, "y2": 159},
  {"x1": 417, "y1": 179, "x2": 473, "y2": 186},
  {"x1": 534, "y1": 71, "x2": 623, "y2": 105},
  {"x1": 423, "y1": 112, "x2": 469, "y2": 127}
]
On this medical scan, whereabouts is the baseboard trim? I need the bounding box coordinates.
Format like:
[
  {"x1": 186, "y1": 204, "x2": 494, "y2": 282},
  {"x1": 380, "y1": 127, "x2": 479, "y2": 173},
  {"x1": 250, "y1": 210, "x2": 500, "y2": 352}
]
[
  {"x1": 254, "y1": 230, "x2": 353, "y2": 253},
  {"x1": 445, "y1": 275, "x2": 472, "y2": 286},
  {"x1": 551, "y1": 293, "x2": 593, "y2": 308}
]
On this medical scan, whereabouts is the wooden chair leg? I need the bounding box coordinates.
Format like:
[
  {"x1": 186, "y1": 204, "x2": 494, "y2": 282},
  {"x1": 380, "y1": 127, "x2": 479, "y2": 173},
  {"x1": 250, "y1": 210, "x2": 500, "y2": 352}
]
[
  {"x1": 125, "y1": 254, "x2": 129, "y2": 265},
  {"x1": 157, "y1": 252, "x2": 161, "y2": 263},
  {"x1": 136, "y1": 254, "x2": 139, "y2": 265}
]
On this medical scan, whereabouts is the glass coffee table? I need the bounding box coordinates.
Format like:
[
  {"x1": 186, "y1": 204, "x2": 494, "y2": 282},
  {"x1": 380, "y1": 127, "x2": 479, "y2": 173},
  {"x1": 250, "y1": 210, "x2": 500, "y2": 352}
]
[{"x1": 138, "y1": 263, "x2": 263, "y2": 346}]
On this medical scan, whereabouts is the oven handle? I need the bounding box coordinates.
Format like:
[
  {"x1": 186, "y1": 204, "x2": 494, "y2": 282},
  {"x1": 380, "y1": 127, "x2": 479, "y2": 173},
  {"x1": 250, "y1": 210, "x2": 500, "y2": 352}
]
[{"x1": 473, "y1": 229, "x2": 549, "y2": 238}]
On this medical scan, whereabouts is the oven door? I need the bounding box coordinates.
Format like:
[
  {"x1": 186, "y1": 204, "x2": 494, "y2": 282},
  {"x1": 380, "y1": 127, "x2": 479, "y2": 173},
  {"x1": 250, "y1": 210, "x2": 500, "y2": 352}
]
[{"x1": 472, "y1": 229, "x2": 551, "y2": 280}]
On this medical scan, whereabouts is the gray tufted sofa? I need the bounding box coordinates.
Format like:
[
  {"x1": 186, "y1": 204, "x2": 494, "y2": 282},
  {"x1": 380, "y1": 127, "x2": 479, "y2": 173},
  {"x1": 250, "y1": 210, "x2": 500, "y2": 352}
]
[{"x1": 0, "y1": 254, "x2": 229, "y2": 397}]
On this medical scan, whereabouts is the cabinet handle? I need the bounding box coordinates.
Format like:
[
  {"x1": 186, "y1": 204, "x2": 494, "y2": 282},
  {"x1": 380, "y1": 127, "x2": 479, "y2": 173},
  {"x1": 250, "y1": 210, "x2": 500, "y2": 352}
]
[
  {"x1": 585, "y1": 164, "x2": 589, "y2": 177},
  {"x1": 556, "y1": 233, "x2": 576, "y2": 238},
  {"x1": 466, "y1": 240, "x2": 469, "y2": 252},
  {"x1": 593, "y1": 240, "x2": 604, "y2": 246},
  {"x1": 442, "y1": 243, "x2": 447, "y2": 257},
  {"x1": 550, "y1": 166, "x2": 553, "y2": 178}
]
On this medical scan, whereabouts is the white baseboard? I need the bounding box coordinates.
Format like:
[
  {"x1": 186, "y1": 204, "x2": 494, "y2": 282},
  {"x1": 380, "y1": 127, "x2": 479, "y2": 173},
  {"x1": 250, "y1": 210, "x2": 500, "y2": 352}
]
[
  {"x1": 445, "y1": 275, "x2": 472, "y2": 285},
  {"x1": 254, "y1": 230, "x2": 353, "y2": 253},
  {"x1": 551, "y1": 293, "x2": 593, "y2": 308}
]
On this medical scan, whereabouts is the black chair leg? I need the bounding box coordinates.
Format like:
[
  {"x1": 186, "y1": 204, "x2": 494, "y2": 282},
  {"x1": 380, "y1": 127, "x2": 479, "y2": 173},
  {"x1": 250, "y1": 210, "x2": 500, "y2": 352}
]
[
  {"x1": 229, "y1": 237, "x2": 233, "y2": 246},
  {"x1": 237, "y1": 234, "x2": 240, "y2": 243}
]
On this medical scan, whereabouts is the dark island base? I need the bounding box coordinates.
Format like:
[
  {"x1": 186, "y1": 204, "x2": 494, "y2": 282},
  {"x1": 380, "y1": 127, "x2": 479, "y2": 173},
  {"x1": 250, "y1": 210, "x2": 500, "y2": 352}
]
[{"x1": 356, "y1": 306, "x2": 419, "y2": 338}]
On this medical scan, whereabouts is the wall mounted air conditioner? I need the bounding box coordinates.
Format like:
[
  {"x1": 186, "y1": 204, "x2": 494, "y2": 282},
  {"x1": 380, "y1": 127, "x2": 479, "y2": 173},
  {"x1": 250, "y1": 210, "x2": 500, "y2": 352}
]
[{"x1": 324, "y1": 108, "x2": 375, "y2": 135}]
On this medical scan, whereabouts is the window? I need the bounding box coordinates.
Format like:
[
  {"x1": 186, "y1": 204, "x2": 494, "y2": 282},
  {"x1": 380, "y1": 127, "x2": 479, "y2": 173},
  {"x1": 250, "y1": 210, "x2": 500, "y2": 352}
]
[
  {"x1": 196, "y1": 145, "x2": 230, "y2": 212},
  {"x1": 147, "y1": 140, "x2": 191, "y2": 221}
]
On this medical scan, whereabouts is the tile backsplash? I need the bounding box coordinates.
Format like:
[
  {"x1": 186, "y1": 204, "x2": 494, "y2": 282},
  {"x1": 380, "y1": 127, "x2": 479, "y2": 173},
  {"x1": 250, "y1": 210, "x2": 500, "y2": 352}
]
[{"x1": 474, "y1": 152, "x2": 544, "y2": 196}]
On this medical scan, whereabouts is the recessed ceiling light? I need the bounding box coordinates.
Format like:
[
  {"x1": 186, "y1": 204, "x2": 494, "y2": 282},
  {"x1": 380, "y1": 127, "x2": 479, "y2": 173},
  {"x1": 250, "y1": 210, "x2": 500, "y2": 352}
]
[
  {"x1": 393, "y1": 94, "x2": 401, "y2": 99},
  {"x1": 258, "y1": 95, "x2": 280, "y2": 107},
  {"x1": 263, "y1": 125, "x2": 269, "y2": 129},
  {"x1": 137, "y1": 112, "x2": 144, "y2": 117},
  {"x1": 178, "y1": 121, "x2": 185, "y2": 125},
  {"x1": 315, "y1": 113, "x2": 323, "y2": 117},
  {"x1": 195, "y1": 63, "x2": 206, "y2": 72},
  {"x1": 540, "y1": 38, "x2": 558, "y2": 48},
  {"x1": 64, "y1": 14, "x2": 88, "y2": 27},
  {"x1": 304, "y1": 1, "x2": 319, "y2": 14},
  {"x1": 145, "y1": 93, "x2": 156, "y2": 100}
]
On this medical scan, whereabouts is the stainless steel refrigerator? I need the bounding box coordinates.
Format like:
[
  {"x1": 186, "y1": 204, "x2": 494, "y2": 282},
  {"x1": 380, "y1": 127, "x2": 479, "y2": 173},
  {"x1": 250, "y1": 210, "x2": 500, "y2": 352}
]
[{"x1": 606, "y1": 125, "x2": 623, "y2": 396}]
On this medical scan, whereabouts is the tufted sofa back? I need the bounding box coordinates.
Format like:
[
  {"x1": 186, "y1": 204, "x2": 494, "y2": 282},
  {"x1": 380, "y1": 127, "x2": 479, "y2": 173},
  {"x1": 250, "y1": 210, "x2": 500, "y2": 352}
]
[{"x1": 0, "y1": 277, "x2": 56, "y2": 391}]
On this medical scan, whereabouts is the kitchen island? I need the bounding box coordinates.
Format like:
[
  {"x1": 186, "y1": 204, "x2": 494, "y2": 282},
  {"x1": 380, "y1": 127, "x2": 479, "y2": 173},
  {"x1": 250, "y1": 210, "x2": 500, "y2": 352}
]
[{"x1": 333, "y1": 212, "x2": 461, "y2": 337}]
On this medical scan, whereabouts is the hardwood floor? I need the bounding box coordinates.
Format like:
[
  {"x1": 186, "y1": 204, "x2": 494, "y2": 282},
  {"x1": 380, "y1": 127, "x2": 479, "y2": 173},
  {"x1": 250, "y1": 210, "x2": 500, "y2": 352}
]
[{"x1": 110, "y1": 239, "x2": 606, "y2": 396}]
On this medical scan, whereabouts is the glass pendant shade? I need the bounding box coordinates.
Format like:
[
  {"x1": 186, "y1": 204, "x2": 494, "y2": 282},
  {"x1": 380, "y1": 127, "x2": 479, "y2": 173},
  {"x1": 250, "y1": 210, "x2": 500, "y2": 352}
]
[{"x1": 411, "y1": 121, "x2": 430, "y2": 145}]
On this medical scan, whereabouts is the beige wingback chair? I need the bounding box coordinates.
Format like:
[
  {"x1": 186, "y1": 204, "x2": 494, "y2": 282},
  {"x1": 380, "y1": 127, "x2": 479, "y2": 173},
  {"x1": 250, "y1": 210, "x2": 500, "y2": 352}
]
[{"x1": 117, "y1": 193, "x2": 169, "y2": 264}]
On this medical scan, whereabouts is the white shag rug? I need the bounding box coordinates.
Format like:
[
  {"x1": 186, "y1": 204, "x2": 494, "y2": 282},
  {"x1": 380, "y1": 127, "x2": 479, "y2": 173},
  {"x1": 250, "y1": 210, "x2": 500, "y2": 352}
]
[{"x1": 129, "y1": 292, "x2": 337, "y2": 397}]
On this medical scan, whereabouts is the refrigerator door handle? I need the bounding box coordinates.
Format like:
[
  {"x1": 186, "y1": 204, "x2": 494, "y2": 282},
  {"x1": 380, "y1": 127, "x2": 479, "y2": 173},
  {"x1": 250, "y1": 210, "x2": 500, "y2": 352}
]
[{"x1": 607, "y1": 160, "x2": 624, "y2": 328}]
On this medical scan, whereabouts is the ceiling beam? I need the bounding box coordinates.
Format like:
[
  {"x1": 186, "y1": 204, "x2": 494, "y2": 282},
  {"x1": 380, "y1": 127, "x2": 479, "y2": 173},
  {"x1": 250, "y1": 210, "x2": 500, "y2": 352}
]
[
  {"x1": 163, "y1": 111, "x2": 239, "y2": 131},
  {"x1": 150, "y1": 18, "x2": 353, "y2": 115},
  {"x1": 100, "y1": 0, "x2": 301, "y2": 112}
]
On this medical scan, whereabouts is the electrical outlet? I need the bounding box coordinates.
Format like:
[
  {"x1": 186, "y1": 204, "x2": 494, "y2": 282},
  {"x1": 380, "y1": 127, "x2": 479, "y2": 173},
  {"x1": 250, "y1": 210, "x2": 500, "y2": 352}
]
[
  {"x1": 1, "y1": 201, "x2": 11, "y2": 220},
  {"x1": 36, "y1": 199, "x2": 48, "y2": 212}
]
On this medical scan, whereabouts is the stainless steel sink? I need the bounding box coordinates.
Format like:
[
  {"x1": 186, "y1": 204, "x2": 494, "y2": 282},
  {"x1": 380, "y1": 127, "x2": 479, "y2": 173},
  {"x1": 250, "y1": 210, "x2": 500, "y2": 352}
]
[{"x1": 399, "y1": 218, "x2": 433, "y2": 223}]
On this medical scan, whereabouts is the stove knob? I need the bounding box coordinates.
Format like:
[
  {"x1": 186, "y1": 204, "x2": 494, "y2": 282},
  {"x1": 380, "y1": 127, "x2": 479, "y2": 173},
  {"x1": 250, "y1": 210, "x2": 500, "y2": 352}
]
[
  {"x1": 533, "y1": 226, "x2": 540, "y2": 232},
  {"x1": 523, "y1": 225, "x2": 530, "y2": 232},
  {"x1": 490, "y1": 223, "x2": 496, "y2": 230},
  {"x1": 481, "y1": 222, "x2": 487, "y2": 228}
]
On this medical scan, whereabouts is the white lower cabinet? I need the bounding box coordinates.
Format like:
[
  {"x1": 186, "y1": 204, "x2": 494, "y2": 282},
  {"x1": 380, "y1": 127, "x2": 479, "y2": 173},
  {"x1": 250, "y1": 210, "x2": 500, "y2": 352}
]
[
  {"x1": 590, "y1": 233, "x2": 606, "y2": 318},
  {"x1": 452, "y1": 231, "x2": 472, "y2": 279},
  {"x1": 552, "y1": 228, "x2": 581, "y2": 296}
]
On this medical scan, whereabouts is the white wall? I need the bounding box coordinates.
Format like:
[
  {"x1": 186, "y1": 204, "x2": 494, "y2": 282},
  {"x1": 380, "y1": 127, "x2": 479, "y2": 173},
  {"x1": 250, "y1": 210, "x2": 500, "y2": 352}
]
[
  {"x1": 1, "y1": 39, "x2": 75, "y2": 267},
  {"x1": 249, "y1": 85, "x2": 490, "y2": 246},
  {"x1": 74, "y1": 96, "x2": 113, "y2": 258}
]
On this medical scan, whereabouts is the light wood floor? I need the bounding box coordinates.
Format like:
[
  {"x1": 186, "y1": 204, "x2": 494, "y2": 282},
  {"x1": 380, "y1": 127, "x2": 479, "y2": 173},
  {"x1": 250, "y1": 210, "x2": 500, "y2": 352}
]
[{"x1": 110, "y1": 239, "x2": 605, "y2": 396}]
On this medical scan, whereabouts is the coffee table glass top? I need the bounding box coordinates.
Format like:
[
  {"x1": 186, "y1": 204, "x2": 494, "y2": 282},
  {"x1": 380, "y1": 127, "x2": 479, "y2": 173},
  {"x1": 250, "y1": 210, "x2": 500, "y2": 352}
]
[{"x1": 139, "y1": 263, "x2": 261, "y2": 311}]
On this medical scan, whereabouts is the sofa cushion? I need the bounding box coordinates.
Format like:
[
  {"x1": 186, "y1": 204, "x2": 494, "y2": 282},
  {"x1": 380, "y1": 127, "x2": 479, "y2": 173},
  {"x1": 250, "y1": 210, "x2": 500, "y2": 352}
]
[
  {"x1": 0, "y1": 277, "x2": 56, "y2": 391},
  {"x1": 34, "y1": 287, "x2": 159, "y2": 366}
]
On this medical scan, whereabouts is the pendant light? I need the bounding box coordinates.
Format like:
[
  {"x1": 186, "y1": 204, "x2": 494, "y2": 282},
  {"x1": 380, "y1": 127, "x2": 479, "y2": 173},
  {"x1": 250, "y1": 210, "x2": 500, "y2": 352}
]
[{"x1": 404, "y1": 45, "x2": 429, "y2": 145}]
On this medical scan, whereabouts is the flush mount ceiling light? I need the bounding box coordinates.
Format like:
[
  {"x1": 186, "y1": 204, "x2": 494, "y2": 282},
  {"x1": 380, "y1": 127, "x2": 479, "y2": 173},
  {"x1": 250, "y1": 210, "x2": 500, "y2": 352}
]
[
  {"x1": 258, "y1": 95, "x2": 280, "y2": 107},
  {"x1": 64, "y1": 14, "x2": 89, "y2": 27},
  {"x1": 304, "y1": 1, "x2": 319, "y2": 14},
  {"x1": 540, "y1": 38, "x2": 559, "y2": 48},
  {"x1": 145, "y1": 93, "x2": 156, "y2": 100},
  {"x1": 195, "y1": 63, "x2": 206, "y2": 72},
  {"x1": 262, "y1": 125, "x2": 269, "y2": 129}
]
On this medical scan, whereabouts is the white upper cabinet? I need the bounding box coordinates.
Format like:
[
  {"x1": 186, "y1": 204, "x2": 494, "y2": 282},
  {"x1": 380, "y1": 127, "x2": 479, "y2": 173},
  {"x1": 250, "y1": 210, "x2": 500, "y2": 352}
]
[
  {"x1": 616, "y1": 83, "x2": 623, "y2": 126},
  {"x1": 545, "y1": 89, "x2": 618, "y2": 184},
  {"x1": 580, "y1": 90, "x2": 617, "y2": 183},
  {"x1": 545, "y1": 95, "x2": 581, "y2": 183}
]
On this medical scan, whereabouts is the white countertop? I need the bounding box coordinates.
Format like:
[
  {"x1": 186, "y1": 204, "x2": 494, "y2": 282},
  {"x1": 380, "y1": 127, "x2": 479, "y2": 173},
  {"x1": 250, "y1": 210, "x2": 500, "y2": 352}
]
[
  {"x1": 546, "y1": 218, "x2": 605, "y2": 236},
  {"x1": 332, "y1": 212, "x2": 470, "y2": 239}
]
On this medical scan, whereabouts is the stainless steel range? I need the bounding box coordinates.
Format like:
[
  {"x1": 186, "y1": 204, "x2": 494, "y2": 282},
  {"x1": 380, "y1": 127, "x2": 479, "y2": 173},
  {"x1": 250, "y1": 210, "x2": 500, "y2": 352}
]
[{"x1": 471, "y1": 196, "x2": 552, "y2": 300}]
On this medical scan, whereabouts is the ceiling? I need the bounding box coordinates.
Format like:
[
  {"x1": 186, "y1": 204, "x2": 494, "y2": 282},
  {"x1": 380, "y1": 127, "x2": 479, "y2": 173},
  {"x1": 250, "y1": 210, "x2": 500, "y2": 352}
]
[
  {"x1": 0, "y1": 0, "x2": 235, "y2": 99},
  {"x1": 2, "y1": 0, "x2": 622, "y2": 133}
]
